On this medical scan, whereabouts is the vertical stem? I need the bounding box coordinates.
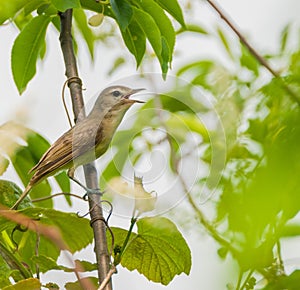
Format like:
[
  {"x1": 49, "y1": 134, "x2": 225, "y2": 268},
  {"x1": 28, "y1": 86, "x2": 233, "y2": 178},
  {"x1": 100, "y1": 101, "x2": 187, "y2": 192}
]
[{"x1": 59, "y1": 10, "x2": 112, "y2": 289}]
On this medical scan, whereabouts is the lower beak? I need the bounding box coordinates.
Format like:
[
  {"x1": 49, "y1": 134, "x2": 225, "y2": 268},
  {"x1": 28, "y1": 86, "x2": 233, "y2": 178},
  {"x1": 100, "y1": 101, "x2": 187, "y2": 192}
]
[{"x1": 126, "y1": 88, "x2": 145, "y2": 103}]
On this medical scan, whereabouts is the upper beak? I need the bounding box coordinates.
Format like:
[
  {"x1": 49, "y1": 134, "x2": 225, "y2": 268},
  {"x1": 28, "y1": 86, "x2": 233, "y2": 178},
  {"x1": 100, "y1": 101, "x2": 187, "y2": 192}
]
[{"x1": 125, "y1": 88, "x2": 145, "y2": 103}]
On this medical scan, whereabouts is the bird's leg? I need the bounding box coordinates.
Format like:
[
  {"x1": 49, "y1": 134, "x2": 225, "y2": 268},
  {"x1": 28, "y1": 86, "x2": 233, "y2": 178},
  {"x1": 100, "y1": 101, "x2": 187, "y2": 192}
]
[{"x1": 67, "y1": 167, "x2": 103, "y2": 196}]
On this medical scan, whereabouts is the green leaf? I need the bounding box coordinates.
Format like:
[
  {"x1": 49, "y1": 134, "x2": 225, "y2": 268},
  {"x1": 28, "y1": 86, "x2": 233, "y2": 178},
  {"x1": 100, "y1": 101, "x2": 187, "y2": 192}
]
[
  {"x1": 177, "y1": 24, "x2": 208, "y2": 35},
  {"x1": 0, "y1": 157, "x2": 9, "y2": 176},
  {"x1": 111, "y1": 0, "x2": 133, "y2": 31},
  {"x1": 0, "y1": 0, "x2": 29, "y2": 24},
  {"x1": 0, "y1": 208, "x2": 93, "y2": 272},
  {"x1": 154, "y1": 0, "x2": 185, "y2": 27},
  {"x1": 35, "y1": 208, "x2": 93, "y2": 253},
  {"x1": 133, "y1": 8, "x2": 162, "y2": 66},
  {"x1": 0, "y1": 179, "x2": 32, "y2": 209},
  {"x1": 65, "y1": 277, "x2": 98, "y2": 290},
  {"x1": 280, "y1": 24, "x2": 290, "y2": 53},
  {"x1": 120, "y1": 19, "x2": 146, "y2": 66},
  {"x1": 50, "y1": 0, "x2": 81, "y2": 11},
  {"x1": 73, "y1": 8, "x2": 95, "y2": 59},
  {"x1": 2, "y1": 278, "x2": 41, "y2": 290},
  {"x1": 217, "y1": 26, "x2": 234, "y2": 60},
  {"x1": 31, "y1": 255, "x2": 68, "y2": 273},
  {"x1": 136, "y1": 0, "x2": 175, "y2": 62},
  {"x1": 110, "y1": 217, "x2": 191, "y2": 285},
  {"x1": 240, "y1": 44, "x2": 259, "y2": 76},
  {"x1": 11, "y1": 15, "x2": 51, "y2": 94},
  {"x1": 262, "y1": 270, "x2": 300, "y2": 290}
]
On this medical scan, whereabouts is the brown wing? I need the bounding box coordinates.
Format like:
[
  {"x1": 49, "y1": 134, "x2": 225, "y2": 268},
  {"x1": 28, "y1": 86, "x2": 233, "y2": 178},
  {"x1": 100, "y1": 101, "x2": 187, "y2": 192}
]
[{"x1": 29, "y1": 118, "x2": 103, "y2": 185}]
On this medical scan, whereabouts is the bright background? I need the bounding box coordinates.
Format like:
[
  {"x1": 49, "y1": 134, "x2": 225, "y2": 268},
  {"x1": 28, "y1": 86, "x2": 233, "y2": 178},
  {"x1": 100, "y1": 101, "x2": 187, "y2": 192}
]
[{"x1": 1, "y1": 1, "x2": 300, "y2": 289}]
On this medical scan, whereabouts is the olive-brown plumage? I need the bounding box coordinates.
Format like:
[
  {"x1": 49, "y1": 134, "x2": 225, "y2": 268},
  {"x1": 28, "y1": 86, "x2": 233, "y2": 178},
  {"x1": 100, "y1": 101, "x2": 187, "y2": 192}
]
[{"x1": 11, "y1": 86, "x2": 144, "y2": 209}]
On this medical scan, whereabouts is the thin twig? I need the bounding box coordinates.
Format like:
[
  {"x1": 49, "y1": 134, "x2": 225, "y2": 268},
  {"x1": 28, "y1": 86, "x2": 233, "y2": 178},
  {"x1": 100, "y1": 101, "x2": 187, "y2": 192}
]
[
  {"x1": 98, "y1": 266, "x2": 117, "y2": 290},
  {"x1": 59, "y1": 10, "x2": 112, "y2": 289},
  {"x1": 206, "y1": 0, "x2": 300, "y2": 105},
  {"x1": 235, "y1": 270, "x2": 243, "y2": 290},
  {"x1": 32, "y1": 192, "x2": 84, "y2": 203},
  {"x1": 240, "y1": 270, "x2": 254, "y2": 290}
]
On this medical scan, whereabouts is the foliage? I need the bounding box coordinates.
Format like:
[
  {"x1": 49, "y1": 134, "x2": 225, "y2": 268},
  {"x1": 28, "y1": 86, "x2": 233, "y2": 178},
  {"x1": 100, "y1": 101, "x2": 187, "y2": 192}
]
[
  {"x1": 1, "y1": 0, "x2": 300, "y2": 289},
  {"x1": 107, "y1": 217, "x2": 191, "y2": 285},
  {"x1": 2, "y1": 0, "x2": 185, "y2": 94}
]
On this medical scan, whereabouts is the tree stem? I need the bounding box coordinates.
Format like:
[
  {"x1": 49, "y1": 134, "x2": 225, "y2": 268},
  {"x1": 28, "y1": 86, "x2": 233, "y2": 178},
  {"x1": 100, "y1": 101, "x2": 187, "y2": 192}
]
[{"x1": 59, "y1": 10, "x2": 112, "y2": 289}]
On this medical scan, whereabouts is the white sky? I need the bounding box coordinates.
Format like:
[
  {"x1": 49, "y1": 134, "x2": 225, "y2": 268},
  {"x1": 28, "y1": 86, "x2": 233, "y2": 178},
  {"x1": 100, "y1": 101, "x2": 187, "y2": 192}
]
[{"x1": 1, "y1": 1, "x2": 300, "y2": 289}]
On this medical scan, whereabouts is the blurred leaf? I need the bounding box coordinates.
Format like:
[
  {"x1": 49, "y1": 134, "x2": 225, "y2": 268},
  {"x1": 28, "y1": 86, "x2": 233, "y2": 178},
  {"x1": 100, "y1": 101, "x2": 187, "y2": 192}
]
[
  {"x1": 0, "y1": 0, "x2": 28, "y2": 24},
  {"x1": 31, "y1": 255, "x2": 68, "y2": 273},
  {"x1": 23, "y1": 0, "x2": 49, "y2": 15},
  {"x1": 109, "y1": 217, "x2": 191, "y2": 285},
  {"x1": 13, "y1": 11, "x2": 33, "y2": 30},
  {"x1": 166, "y1": 113, "x2": 209, "y2": 142},
  {"x1": 217, "y1": 26, "x2": 234, "y2": 60},
  {"x1": 0, "y1": 179, "x2": 32, "y2": 209},
  {"x1": 11, "y1": 15, "x2": 51, "y2": 94},
  {"x1": 154, "y1": 0, "x2": 185, "y2": 27},
  {"x1": 0, "y1": 122, "x2": 70, "y2": 206},
  {"x1": 0, "y1": 158, "x2": 9, "y2": 176},
  {"x1": 111, "y1": 0, "x2": 132, "y2": 31},
  {"x1": 2, "y1": 278, "x2": 41, "y2": 290},
  {"x1": 107, "y1": 56, "x2": 125, "y2": 75},
  {"x1": 0, "y1": 208, "x2": 93, "y2": 273},
  {"x1": 50, "y1": 0, "x2": 81, "y2": 11},
  {"x1": 280, "y1": 224, "x2": 300, "y2": 237},
  {"x1": 73, "y1": 8, "x2": 95, "y2": 59},
  {"x1": 240, "y1": 44, "x2": 259, "y2": 76},
  {"x1": 280, "y1": 24, "x2": 290, "y2": 53},
  {"x1": 262, "y1": 270, "x2": 300, "y2": 290},
  {"x1": 65, "y1": 277, "x2": 98, "y2": 290},
  {"x1": 177, "y1": 24, "x2": 208, "y2": 35}
]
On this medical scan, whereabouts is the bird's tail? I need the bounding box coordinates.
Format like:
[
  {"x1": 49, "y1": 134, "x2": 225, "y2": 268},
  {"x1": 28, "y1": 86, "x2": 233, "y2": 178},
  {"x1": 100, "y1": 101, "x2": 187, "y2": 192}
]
[{"x1": 11, "y1": 184, "x2": 32, "y2": 210}]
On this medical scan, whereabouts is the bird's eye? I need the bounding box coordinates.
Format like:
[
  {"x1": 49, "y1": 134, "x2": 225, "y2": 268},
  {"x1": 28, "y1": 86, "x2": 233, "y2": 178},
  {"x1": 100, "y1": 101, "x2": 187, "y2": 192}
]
[{"x1": 112, "y1": 90, "x2": 121, "y2": 97}]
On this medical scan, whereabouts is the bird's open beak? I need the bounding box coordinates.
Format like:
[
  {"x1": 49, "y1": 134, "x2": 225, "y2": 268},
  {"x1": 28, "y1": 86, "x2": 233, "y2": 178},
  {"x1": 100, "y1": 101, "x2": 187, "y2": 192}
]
[{"x1": 124, "y1": 88, "x2": 145, "y2": 103}]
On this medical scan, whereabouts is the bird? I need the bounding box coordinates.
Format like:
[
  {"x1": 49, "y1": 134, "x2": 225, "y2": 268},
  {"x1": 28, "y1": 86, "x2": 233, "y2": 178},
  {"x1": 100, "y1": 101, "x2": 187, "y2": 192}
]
[{"x1": 11, "y1": 85, "x2": 145, "y2": 209}]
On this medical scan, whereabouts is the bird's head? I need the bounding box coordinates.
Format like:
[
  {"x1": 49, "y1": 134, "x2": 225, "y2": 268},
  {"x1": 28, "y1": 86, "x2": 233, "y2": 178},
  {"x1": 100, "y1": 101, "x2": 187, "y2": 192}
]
[
  {"x1": 89, "y1": 85, "x2": 145, "y2": 118},
  {"x1": 99, "y1": 85, "x2": 145, "y2": 107}
]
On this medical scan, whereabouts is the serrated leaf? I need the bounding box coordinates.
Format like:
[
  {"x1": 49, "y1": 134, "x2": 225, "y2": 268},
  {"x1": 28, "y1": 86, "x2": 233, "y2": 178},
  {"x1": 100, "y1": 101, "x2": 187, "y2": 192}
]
[
  {"x1": 73, "y1": 8, "x2": 95, "y2": 59},
  {"x1": 31, "y1": 255, "x2": 67, "y2": 273},
  {"x1": 120, "y1": 18, "x2": 146, "y2": 66},
  {"x1": 110, "y1": 217, "x2": 191, "y2": 285},
  {"x1": 111, "y1": 0, "x2": 133, "y2": 30},
  {"x1": 2, "y1": 278, "x2": 41, "y2": 290},
  {"x1": 51, "y1": 0, "x2": 81, "y2": 11},
  {"x1": 11, "y1": 15, "x2": 50, "y2": 94},
  {"x1": 154, "y1": 0, "x2": 185, "y2": 27}
]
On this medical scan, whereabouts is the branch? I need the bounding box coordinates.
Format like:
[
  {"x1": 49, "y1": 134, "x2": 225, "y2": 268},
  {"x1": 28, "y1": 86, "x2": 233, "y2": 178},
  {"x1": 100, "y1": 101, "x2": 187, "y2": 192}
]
[
  {"x1": 59, "y1": 10, "x2": 112, "y2": 289},
  {"x1": 206, "y1": 0, "x2": 300, "y2": 105}
]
